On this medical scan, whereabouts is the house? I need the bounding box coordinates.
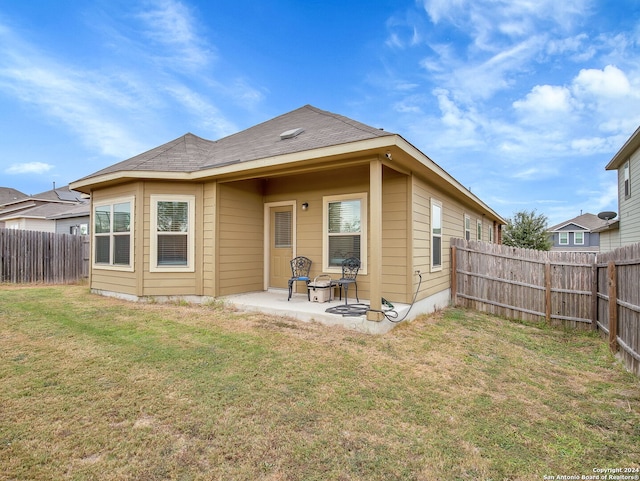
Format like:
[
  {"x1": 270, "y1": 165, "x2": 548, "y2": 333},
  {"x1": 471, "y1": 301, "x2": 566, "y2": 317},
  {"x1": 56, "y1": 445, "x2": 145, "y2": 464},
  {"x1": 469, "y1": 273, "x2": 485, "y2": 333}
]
[
  {"x1": 69, "y1": 105, "x2": 506, "y2": 322},
  {"x1": 0, "y1": 187, "x2": 28, "y2": 228},
  {"x1": 600, "y1": 125, "x2": 640, "y2": 250},
  {"x1": 547, "y1": 213, "x2": 609, "y2": 252},
  {"x1": 0, "y1": 185, "x2": 88, "y2": 233}
]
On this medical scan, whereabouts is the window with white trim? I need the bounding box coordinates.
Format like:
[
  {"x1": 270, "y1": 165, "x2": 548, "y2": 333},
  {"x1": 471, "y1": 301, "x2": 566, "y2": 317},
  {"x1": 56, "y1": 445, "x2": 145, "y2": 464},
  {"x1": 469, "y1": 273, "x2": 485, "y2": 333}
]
[
  {"x1": 150, "y1": 195, "x2": 195, "y2": 272},
  {"x1": 624, "y1": 161, "x2": 631, "y2": 198},
  {"x1": 476, "y1": 219, "x2": 482, "y2": 241},
  {"x1": 323, "y1": 193, "x2": 367, "y2": 274},
  {"x1": 431, "y1": 199, "x2": 443, "y2": 271},
  {"x1": 559, "y1": 232, "x2": 569, "y2": 245},
  {"x1": 93, "y1": 197, "x2": 134, "y2": 270},
  {"x1": 574, "y1": 231, "x2": 584, "y2": 245},
  {"x1": 489, "y1": 223, "x2": 494, "y2": 243},
  {"x1": 464, "y1": 215, "x2": 471, "y2": 241}
]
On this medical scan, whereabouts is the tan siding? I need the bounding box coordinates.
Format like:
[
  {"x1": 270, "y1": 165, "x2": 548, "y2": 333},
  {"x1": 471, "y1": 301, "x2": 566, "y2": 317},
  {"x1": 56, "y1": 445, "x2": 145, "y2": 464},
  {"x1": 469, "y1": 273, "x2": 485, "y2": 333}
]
[
  {"x1": 92, "y1": 270, "x2": 137, "y2": 295},
  {"x1": 412, "y1": 174, "x2": 490, "y2": 303},
  {"x1": 141, "y1": 182, "x2": 204, "y2": 297},
  {"x1": 382, "y1": 168, "x2": 409, "y2": 301},
  {"x1": 412, "y1": 179, "x2": 430, "y2": 280},
  {"x1": 218, "y1": 180, "x2": 264, "y2": 296},
  {"x1": 202, "y1": 182, "x2": 216, "y2": 296}
]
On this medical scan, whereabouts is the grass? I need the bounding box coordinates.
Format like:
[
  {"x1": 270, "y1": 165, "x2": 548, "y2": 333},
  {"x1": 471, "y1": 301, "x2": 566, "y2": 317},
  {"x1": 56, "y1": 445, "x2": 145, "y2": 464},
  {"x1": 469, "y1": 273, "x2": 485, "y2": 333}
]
[{"x1": 1, "y1": 285, "x2": 639, "y2": 481}]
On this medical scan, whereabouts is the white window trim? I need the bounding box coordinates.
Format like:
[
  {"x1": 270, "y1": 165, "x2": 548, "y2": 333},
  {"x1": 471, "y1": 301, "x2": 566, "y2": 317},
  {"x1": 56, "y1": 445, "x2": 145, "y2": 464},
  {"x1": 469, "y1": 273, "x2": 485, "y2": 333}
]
[
  {"x1": 464, "y1": 214, "x2": 471, "y2": 241},
  {"x1": 92, "y1": 196, "x2": 135, "y2": 272},
  {"x1": 322, "y1": 192, "x2": 367, "y2": 275},
  {"x1": 559, "y1": 232, "x2": 569, "y2": 245},
  {"x1": 431, "y1": 198, "x2": 443, "y2": 272},
  {"x1": 574, "y1": 231, "x2": 585, "y2": 245},
  {"x1": 476, "y1": 219, "x2": 482, "y2": 241},
  {"x1": 150, "y1": 194, "x2": 195, "y2": 273}
]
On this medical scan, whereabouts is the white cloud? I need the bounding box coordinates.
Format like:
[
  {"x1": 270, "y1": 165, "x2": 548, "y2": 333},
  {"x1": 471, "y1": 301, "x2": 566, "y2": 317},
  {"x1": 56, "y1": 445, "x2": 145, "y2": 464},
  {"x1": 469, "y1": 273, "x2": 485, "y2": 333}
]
[
  {"x1": 572, "y1": 64, "x2": 631, "y2": 98},
  {"x1": 5, "y1": 162, "x2": 53, "y2": 174},
  {"x1": 420, "y1": 0, "x2": 590, "y2": 43},
  {"x1": 434, "y1": 88, "x2": 479, "y2": 139},
  {"x1": 137, "y1": 0, "x2": 214, "y2": 70},
  {"x1": 513, "y1": 85, "x2": 572, "y2": 114}
]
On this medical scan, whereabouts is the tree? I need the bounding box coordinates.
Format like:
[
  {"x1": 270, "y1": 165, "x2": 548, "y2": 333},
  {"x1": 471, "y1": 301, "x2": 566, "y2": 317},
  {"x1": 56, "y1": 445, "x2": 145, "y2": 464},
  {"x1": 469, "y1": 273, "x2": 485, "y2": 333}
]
[{"x1": 502, "y1": 210, "x2": 552, "y2": 250}]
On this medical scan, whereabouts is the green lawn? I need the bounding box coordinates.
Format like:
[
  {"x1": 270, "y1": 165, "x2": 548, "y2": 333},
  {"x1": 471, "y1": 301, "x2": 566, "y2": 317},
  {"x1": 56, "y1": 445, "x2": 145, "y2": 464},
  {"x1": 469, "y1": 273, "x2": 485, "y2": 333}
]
[{"x1": 1, "y1": 285, "x2": 639, "y2": 480}]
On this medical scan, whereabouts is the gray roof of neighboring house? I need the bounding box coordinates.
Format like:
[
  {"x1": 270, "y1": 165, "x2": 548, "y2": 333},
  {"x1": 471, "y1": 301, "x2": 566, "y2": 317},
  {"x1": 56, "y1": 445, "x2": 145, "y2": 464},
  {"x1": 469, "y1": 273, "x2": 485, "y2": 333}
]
[
  {"x1": 75, "y1": 105, "x2": 395, "y2": 181},
  {"x1": 0, "y1": 187, "x2": 28, "y2": 205},
  {"x1": 548, "y1": 213, "x2": 609, "y2": 232},
  {"x1": 0, "y1": 202, "x2": 86, "y2": 221},
  {"x1": 46, "y1": 202, "x2": 90, "y2": 220},
  {"x1": 32, "y1": 185, "x2": 85, "y2": 202},
  {"x1": 1, "y1": 185, "x2": 84, "y2": 208}
]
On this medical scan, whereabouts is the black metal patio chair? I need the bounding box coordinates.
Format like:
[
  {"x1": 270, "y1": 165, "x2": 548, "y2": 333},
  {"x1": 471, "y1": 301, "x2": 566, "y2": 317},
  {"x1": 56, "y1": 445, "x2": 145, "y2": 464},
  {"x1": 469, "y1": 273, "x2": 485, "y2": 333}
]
[
  {"x1": 337, "y1": 257, "x2": 360, "y2": 304},
  {"x1": 288, "y1": 256, "x2": 312, "y2": 301}
]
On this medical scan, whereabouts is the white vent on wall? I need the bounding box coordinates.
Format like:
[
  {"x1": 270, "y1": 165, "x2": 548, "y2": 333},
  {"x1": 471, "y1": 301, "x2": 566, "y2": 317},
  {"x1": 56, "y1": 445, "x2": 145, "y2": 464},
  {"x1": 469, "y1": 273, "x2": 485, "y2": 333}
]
[{"x1": 280, "y1": 128, "x2": 304, "y2": 140}]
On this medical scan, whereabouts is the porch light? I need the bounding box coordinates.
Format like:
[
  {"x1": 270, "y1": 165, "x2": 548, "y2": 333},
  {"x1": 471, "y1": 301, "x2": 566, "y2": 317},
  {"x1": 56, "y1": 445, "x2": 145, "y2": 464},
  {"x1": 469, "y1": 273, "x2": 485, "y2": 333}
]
[{"x1": 302, "y1": 202, "x2": 309, "y2": 211}]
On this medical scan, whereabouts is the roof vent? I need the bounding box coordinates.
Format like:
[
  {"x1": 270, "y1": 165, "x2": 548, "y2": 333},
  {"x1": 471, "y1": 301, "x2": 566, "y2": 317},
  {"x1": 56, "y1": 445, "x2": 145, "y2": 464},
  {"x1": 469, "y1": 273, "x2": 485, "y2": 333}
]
[{"x1": 280, "y1": 128, "x2": 304, "y2": 140}]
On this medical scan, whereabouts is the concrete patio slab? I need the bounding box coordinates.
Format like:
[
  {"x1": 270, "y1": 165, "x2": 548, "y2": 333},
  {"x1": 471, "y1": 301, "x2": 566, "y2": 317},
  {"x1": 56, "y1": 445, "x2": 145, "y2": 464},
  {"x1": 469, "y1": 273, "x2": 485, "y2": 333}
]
[{"x1": 221, "y1": 289, "x2": 412, "y2": 334}]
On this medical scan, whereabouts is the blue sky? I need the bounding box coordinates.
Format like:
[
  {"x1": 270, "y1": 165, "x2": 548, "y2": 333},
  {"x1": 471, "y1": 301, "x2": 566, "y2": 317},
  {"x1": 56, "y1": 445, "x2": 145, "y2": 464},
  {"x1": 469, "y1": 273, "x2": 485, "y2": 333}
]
[{"x1": 1, "y1": 0, "x2": 639, "y2": 226}]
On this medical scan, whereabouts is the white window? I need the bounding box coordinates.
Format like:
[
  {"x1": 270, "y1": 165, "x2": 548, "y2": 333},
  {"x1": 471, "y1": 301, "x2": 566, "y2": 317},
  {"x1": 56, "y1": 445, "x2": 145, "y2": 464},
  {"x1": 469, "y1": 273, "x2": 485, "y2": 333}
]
[
  {"x1": 464, "y1": 215, "x2": 471, "y2": 241},
  {"x1": 476, "y1": 219, "x2": 482, "y2": 241},
  {"x1": 574, "y1": 231, "x2": 584, "y2": 245},
  {"x1": 559, "y1": 232, "x2": 569, "y2": 245},
  {"x1": 431, "y1": 199, "x2": 443, "y2": 271},
  {"x1": 93, "y1": 197, "x2": 134, "y2": 271},
  {"x1": 323, "y1": 193, "x2": 367, "y2": 274},
  {"x1": 150, "y1": 195, "x2": 195, "y2": 272},
  {"x1": 488, "y1": 223, "x2": 494, "y2": 243},
  {"x1": 624, "y1": 161, "x2": 631, "y2": 198}
]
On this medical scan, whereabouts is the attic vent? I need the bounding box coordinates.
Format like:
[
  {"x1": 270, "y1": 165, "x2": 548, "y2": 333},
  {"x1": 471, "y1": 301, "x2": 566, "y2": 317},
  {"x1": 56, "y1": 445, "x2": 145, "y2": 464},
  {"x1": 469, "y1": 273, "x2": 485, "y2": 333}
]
[{"x1": 280, "y1": 128, "x2": 304, "y2": 140}]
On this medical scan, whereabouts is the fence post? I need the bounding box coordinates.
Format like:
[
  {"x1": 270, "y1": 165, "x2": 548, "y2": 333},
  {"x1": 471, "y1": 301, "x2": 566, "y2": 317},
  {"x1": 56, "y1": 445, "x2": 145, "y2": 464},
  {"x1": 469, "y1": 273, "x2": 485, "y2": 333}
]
[
  {"x1": 591, "y1": 261, "x2": 598, "y2": 331},
  {"x1": 451, "y1": 245, "x2": 457, "y2": 305},
  {"x1": 545, "y1": 260, "x2": 551, "y2": 322},
  {"x1": 607, "y1": 260, "x2": 618, "y2": 353}
]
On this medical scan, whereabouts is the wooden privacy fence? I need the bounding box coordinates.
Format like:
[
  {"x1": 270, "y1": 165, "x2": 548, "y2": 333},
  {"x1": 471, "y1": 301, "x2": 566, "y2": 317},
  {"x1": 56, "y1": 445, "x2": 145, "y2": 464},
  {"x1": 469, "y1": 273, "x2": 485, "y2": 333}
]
[
  {"x1": 0, "y1": 228, "x2": 89, "y2": 284},
  {"x1": 451, "y1": 238, "x2": 640, "y2": 377}
]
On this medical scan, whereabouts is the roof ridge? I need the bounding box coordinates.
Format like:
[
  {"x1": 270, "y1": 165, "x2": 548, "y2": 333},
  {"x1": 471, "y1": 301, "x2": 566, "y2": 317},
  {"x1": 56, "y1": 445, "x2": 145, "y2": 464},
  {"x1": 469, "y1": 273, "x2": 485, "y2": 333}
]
[{"x1": 303, "y1": 104, "x2": 392, "y2": 136}]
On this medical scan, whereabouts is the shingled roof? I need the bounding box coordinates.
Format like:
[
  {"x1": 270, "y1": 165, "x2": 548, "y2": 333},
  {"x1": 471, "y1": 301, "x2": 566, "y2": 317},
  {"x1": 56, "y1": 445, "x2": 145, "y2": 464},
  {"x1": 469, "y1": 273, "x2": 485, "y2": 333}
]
[
  {"x1": 0, "y1": 187, "x2": 28, "y2": 205},
  {"x1": 547, "y1": 213, "x2": 609, "y2": 232},
  {"x1": 77, "y1": 105, "x2": 395, "y2": 182}
]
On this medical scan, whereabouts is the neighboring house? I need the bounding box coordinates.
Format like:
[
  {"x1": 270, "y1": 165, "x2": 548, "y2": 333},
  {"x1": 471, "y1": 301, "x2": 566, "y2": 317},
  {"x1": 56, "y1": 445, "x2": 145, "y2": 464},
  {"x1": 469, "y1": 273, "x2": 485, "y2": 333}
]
[
  {"x1": 0, "y1": 185, "x2": 88, "y2": 233},
  {"x1": 0, "y1": 187, "x2": 28, "y2": 227},
  {"x1": 48, "y1": 202, "x2": 91, "y2": 235},
  {"x1": 547, "y1": 213, "x2": 609, "y2": 252},
  {"x1": 70, "y1": 105, "x2": 506, "y2": 321},
  {"x1": 601, "y1": 125, "x2": 640, "y2": 250}
]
